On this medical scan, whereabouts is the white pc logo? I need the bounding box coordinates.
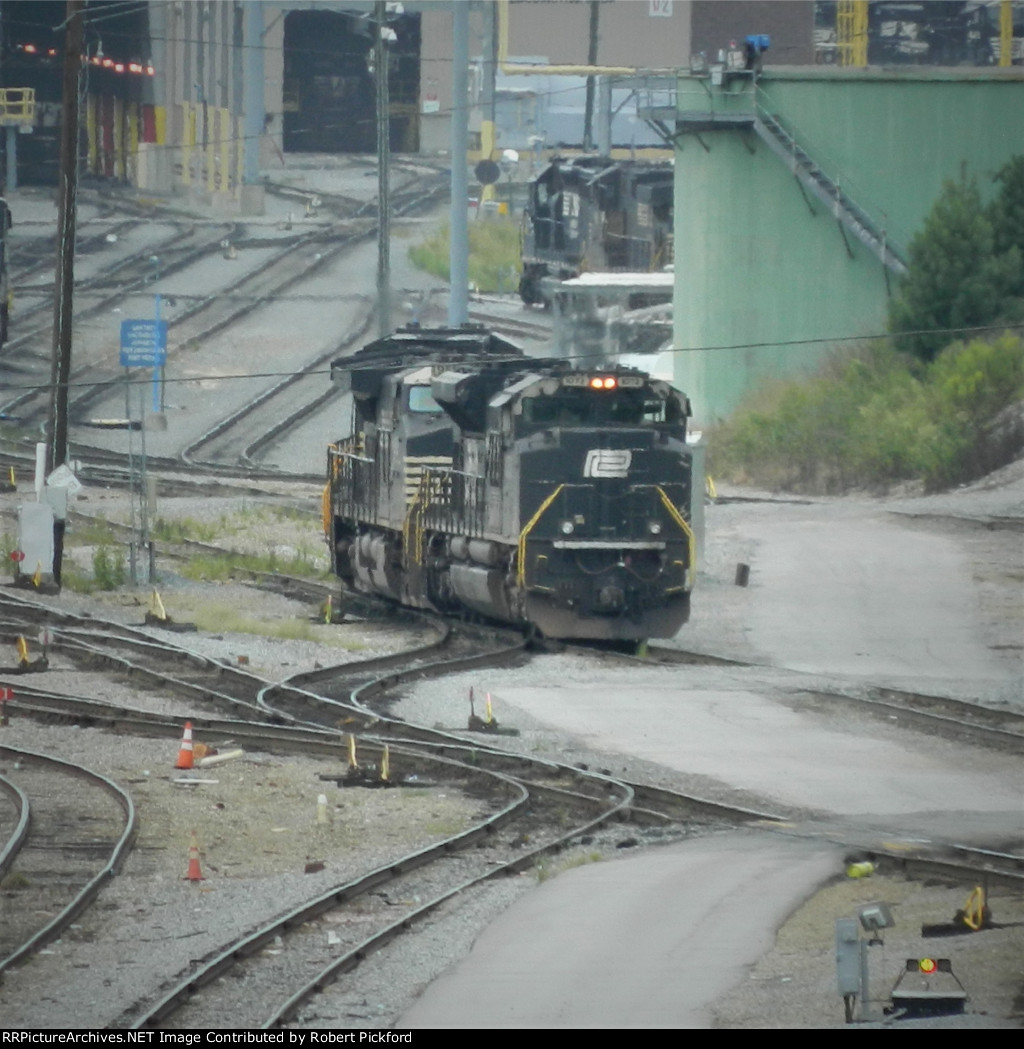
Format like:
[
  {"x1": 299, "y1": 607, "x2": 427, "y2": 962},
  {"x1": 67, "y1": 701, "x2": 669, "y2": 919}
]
[{"x1": 583, "y1": 449, "x2": 631, "y2": 478}]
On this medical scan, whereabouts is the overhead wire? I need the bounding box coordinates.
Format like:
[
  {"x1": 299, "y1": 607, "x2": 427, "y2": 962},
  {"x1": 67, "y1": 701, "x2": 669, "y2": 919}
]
[{"x1": 4, "y1": 319, "x2": 1022, "y2": 398}]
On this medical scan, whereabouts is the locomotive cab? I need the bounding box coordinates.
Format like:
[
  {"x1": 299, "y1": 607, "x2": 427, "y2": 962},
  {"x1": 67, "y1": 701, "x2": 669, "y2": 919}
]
[{"x1": 504, "y1": 369, "x2": 696, "y2": 640}]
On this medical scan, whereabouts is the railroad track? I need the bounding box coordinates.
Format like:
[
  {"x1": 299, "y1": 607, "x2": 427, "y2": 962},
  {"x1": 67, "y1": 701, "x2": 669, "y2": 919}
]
[
  {"x1": 0, "y1": 744, "x2": 136, "y2": 974},
  {"x1": 1, "y1": 219, "x2": 238, "y2": 421},
  {"x1": 0, "y1": 530, "x2": 1021, "y2": 1026},
  {"x1": 0, "y1": 162, "x2": 450, "y2": 480}
]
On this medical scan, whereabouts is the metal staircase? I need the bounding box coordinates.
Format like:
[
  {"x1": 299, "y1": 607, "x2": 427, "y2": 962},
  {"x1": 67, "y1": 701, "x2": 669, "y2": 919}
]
[{"x1": 753, "y1": 106, "x2": 907, "y2": 276}]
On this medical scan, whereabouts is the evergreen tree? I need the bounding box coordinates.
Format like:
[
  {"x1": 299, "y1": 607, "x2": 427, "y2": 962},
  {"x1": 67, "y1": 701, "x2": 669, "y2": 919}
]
[
  {"x1": 990, "y1": 155, "x2": 1024, "y2": 297},
  {"x1": 889, "y1": 176, "x2": 1020, "y2": 362}
]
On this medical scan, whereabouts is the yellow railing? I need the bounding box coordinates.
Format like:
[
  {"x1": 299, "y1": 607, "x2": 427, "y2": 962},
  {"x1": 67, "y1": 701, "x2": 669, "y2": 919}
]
[
  {"x1": 655, "y1": 486, "x2": 696, "y2": 590},
  {"x1": 0, "y1": 88, "x2": 35, "y2": 125},
  {"x1": 516, "y1": 485, "x2": 564, "y2": 588}
]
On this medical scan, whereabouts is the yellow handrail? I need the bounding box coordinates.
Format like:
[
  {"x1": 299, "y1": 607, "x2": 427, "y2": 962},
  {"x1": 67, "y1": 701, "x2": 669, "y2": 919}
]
[
  {"x1": 516, "y1": 484, "x2": 564, "y2": 588},
  {"x1": 0, "y1": 88, "x2": 35, "y2": 125},
  {"x1": 655, "y1": 486, "x2": 696, "y2": 590}
]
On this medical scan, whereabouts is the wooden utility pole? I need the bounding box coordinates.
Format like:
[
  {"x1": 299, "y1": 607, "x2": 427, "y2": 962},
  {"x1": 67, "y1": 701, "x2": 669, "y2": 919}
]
[{"x1": 48, "y1": 0, "x2": 84, "y2": 585}]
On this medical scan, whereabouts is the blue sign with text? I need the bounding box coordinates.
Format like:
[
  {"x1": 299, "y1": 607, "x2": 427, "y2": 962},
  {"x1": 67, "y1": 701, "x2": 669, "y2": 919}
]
[{"x1": 120, "y1": 319, "x2": 168, "y2": 367}]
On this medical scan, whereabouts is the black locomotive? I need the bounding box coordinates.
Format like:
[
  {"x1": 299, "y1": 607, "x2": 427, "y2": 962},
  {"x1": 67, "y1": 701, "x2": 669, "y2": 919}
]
[
  {"x1": 519, "y1": 155, "x2": 674, "y2": 306},
  {"x1": 324, "y1": 325, "x2": 698, "y2": 641}
]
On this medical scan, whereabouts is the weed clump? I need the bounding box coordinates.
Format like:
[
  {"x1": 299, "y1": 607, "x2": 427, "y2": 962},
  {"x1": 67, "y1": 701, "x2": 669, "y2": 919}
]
[
  {"x1": 709, "y1": 335, "x2": 1024, "y2": 493},
  {"x1": 408, "y1": 218, "x2": 521, "y2": 294},
  {"x1": 92, "y1": 545, "x2": 126, "y2": 590}
]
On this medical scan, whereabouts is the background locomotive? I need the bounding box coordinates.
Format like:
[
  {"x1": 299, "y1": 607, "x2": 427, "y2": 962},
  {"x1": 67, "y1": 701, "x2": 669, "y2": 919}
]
[
  {"x1": 324, "y1": 325, "x2": 700, "y2": 641},
  {"x1": 518, "y1": 155, "x2": 674, "y2": 306}
]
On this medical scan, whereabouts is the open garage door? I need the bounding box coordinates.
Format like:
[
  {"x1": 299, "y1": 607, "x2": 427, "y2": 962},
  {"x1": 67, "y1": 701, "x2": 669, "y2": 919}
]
[{"x1": 283, "y1": 8, "x2": 420, "y2": 155}]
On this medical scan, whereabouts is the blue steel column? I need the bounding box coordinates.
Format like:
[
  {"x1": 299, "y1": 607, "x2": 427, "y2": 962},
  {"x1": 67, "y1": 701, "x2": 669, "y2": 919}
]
[{"x1": 242, "y1": 1, "x2": 264, "y2": 187}]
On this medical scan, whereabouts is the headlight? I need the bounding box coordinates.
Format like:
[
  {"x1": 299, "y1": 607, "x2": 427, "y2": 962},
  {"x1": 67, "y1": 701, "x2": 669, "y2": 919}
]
[
  {"x1": 648, "y1": 521, "x2": 662, "y2": 535},
  {"x1": 560, "y1": 520, "x2": 574, "y2": 535}
]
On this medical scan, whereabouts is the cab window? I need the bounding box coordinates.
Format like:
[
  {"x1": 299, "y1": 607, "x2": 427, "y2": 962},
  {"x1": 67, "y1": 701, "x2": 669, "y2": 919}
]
[{"x1": 408, "y1": 386, "x2": 443, "y2": 414}]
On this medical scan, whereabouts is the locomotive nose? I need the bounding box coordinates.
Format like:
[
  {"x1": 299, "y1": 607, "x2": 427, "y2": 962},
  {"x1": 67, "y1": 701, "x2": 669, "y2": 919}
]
[{"x1": 597, "y1": 585, "x2": 625, "y2": 609}]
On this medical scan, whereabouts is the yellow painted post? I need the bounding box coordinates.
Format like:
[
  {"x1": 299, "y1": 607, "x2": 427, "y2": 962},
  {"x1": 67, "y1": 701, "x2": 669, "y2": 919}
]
[
  {"x1": 206, "y1": 109, "x2": 217, "y2": 193},
  {"x1": 85, "y1": 93, "x2": 98, "y2": 174},
  {"x1": 219, "y1": 108, "x2": 230, "y2": 192},
  {"x1": 837, "y1": 0, "x2": 869, "y2": 67},
  {"x1": 235, "y1": 114, "x2": 244, "y2": 193},
  {"x1": 127, "y1": 102, "x2": 140, "y2": 185},
  {"x1": 1000, "y1": 0, "x2": 1013, "y2": 67},
  {"x1": 480, "y1": 119, "x2": 496, "y2": 202},
  {"x1": 113, "y1": 97, "x2": 124, "y2": 181},
  {"x1": 347, "y1": 733, "x2": 359, "y2": 770},
  {"x1": 182, "y1": 102, "x2": 193, "y2": 186},
  {"x1": 852, "y1": 0, "x2": 868, "y2": 67},
  {"x1": 380, "y1": 744, "x2": 390, "y2": 783}
]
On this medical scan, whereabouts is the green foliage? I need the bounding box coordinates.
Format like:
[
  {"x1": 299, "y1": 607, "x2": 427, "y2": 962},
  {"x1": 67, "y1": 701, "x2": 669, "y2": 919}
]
[
  {"x1": 710, "y1": 336, "x2": 1024, "y2": 493},
  {"x1": 408, "y1": 217, "x2": 522, "y2": 294},
  {"x1": 991, "y1": 155, "x2": 1024, "y2": 294},
  {"x1": 58, "y1": 563, "x2": 96, "y2": 594},
  {"x1": 889, "y1": 175, "x2": 1021, "y2": 362},
  {"x1": 92, "y1": 545, "x2": 126, "y2": 590},
  {"x1": 536, "y1": 851, "x2": 604, "y2": 884},
  {"x1": 151, "y1": 516, "x2": 221, "y2": 543},
  {"x1": 185, "y1": 601, "x2": 367, "y2": 650},
  {"x1": 66, "y1": 516, "x2": 118, "y2": 545},
  {"x1": 177, "y1": 546, "x2": 330, "y2": 583}
]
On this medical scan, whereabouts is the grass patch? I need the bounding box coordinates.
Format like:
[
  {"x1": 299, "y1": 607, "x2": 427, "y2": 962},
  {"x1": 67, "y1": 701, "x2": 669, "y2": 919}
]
[
  {"x1": 185, "y1": 601, "x2": 365, "y2": 649},
  {"x1": 709, "y1": 335, "x2": 1024, "y2": 493},
  {"x1": 65, "y1": 516, "x2": 120, "y2": 546},
  {"x1": 151, "y1": 516, "x2": 223, "y2": 543},
  {"x1": 408, "y1": 217, "x2": 522, "y2": 294},
  {"x1": 190, "y1": 603, "x2": 318, "y2": 641},
  {"x1": 536, "y1": 851, "x2": 604, "y2": 884},
  {"x1": 178, "y1": 547, "x2": 331, "y2": 582},
  {"x1": 59, "y1": 563, "x2": 98, "y2": 594}
]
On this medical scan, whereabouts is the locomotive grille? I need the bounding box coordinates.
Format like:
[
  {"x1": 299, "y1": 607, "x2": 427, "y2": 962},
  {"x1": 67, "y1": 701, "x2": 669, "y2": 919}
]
[{"x1": 404, "y1": 456, "x2": 452, "y2": 506}]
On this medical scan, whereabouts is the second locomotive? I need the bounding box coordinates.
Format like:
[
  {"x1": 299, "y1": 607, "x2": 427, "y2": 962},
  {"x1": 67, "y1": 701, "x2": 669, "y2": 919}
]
[{"x1": 325, "y1": 325, "x2": 699, "y2": 641}]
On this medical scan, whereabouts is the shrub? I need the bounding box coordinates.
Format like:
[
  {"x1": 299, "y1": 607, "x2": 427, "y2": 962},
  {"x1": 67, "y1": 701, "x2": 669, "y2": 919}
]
[
  {"x1": 92, "y1": 545, "x2": 126, "y2": 590},
  {"x1": 408, "y1": 217, "x2": 522, "y2": 294},
  {"x1": 708, "y1": 336, "x2": 1024, "y2": 493}
]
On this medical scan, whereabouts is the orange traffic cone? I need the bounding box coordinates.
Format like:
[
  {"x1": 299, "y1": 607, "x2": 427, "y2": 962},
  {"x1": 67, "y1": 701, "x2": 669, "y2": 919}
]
[
  {"x1": 185, "y1": 831, "x2": 204, "y2": 882},
  {"x1": 175, "y1": 721, "x2": 195, "y2": 769}
]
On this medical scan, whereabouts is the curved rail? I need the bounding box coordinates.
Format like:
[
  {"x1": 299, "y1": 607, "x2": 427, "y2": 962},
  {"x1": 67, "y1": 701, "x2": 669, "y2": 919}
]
[
  {"x1": 0, "y1": 773, "x2": 30, "y2": 879},
  {"x1": 0, "y1": 745, "x2": 137, "y2": 975}
]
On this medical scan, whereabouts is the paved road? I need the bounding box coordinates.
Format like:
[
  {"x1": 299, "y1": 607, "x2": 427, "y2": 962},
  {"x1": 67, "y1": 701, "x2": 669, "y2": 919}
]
[
  {"x1": 402, "y1": 834, "x2": 838, "y2": 1029},
  {"x1": 399, "y1": 494, "x2": 1023, "y2": 1029}
]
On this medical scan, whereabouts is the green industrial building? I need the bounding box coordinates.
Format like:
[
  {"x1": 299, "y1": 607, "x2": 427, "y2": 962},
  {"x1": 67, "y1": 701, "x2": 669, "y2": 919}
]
[{"x1": 667, "y1": 64, "x2": 1024, "y2": 426}]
